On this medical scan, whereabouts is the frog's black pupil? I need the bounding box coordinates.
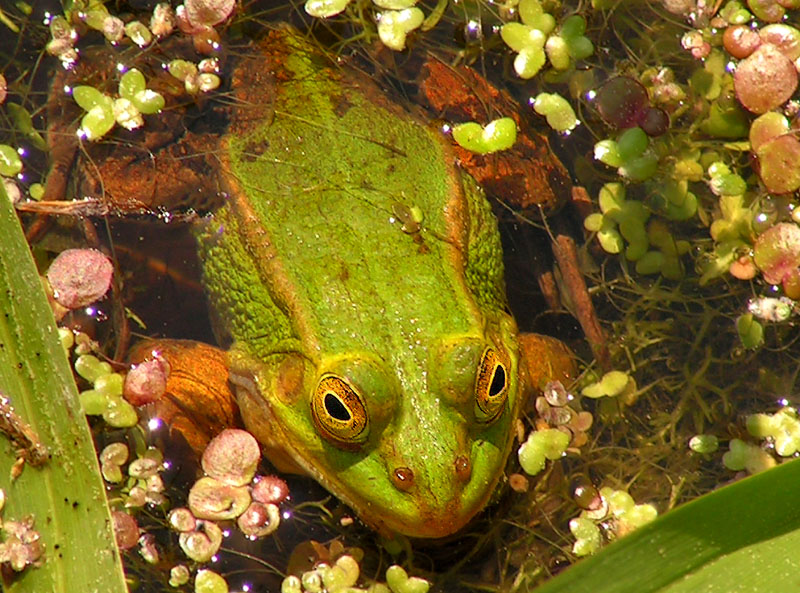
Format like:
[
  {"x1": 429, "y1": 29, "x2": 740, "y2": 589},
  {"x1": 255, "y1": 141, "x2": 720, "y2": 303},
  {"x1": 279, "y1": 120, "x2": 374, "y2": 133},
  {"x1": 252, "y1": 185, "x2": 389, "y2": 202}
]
[
  {"x1": 325, "y1": 392, "x2": 351, "y2": 421},
  {"x1": 489, "y1": 365, "x2": 506, "y2": 397}
]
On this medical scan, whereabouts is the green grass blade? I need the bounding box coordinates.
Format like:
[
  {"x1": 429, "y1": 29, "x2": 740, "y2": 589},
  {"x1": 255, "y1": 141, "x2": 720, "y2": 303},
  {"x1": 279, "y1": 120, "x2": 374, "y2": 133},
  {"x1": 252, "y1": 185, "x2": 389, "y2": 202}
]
[
  {"x1": 534, "y1": 458, "x2": 800, "y2": 593},
  {"x1": 0, "y1": 184, "x2": 128, "y2": 592}
]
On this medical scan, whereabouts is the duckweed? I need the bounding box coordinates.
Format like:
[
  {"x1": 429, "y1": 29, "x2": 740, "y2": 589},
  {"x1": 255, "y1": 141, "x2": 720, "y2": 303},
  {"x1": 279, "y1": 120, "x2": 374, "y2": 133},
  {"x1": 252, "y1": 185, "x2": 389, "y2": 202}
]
[
  {"x1": 0, "y1": 145, "x2": 22, "y2": 177},
  {"x1": 518, "y1": 428, "x2": 570, "y2": 475},
  {"x1": 722, "y1": 438, "x2": 776, "y2": 473},
  {"x1": 377, "y1": 7, "x2": 424, "y2": 51},
  {"x1": 581, "y1": 370, "x2": 634, "y2": 398},
  {"x1": 688, "y1": 434, "x2": 720, "y2": 454},
  {"x1": 195, "y1": 568, "x2": 229, "y2": 593},
  {"x1": 533, "y1": 93, "x2": 578, "y2": 132},
  {"x1": 747, "y1": 407, "x2": 800, "y2": 456},
  {"x1": 451, "y1": 118, "x2": 517, "y2": 154}
]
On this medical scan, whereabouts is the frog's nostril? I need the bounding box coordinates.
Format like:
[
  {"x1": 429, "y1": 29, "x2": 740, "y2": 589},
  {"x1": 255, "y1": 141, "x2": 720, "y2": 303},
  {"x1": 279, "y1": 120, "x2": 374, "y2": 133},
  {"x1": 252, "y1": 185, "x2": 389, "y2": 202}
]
[
  {"x1": 391, "y1": 466, "x2": 415, "y2": 491},
  {"x1": 454, "y1": 455, "x2": 471, "y2": 482}
]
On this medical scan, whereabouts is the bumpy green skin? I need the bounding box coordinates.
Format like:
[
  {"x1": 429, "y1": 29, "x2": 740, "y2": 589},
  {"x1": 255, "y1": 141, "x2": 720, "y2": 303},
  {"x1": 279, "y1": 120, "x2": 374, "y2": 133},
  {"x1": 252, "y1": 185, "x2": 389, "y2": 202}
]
[{"x1": 196, "y1": 28, "x2": 521, "y2": 538}]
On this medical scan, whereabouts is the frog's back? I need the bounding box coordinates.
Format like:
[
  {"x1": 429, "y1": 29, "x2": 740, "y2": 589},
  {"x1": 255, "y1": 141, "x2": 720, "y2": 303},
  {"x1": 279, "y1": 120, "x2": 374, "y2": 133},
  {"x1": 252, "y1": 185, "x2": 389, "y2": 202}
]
[
  {"x1": 195, "y1": 28, "x2": 521, "y2": 538},
  {"x1": 200, "y1": 28, "x2": 506, "y2": 358}
]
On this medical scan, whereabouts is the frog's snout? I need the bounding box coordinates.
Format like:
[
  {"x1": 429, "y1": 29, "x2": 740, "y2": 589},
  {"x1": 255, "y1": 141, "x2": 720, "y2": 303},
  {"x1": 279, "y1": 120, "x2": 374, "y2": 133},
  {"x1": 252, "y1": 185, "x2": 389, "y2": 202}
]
[{"x1": 388, "y1": 454, "x2": 473, "y2": 494}]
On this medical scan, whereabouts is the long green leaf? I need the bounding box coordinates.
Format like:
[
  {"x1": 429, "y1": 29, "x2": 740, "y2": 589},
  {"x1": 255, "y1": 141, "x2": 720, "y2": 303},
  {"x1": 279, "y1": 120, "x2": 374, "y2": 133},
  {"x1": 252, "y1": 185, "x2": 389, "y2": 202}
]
[
  {"x1": 0, "y1": 184, "x2": 127, "y2": 592},
  {"x1": 534, "y1": 458, "x2": 800, "y2": 593}
]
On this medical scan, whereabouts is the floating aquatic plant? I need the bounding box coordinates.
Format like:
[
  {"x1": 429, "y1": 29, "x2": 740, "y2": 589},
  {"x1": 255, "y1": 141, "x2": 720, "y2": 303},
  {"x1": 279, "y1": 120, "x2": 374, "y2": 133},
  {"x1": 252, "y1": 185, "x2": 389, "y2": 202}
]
[
  {"x1": 747, "y1": 407, "x2": 800, "y2": 456},
  {"x1": 517, "y1": 428, "x2": 570, "y2": 476},
  {"x1": 753, "y1": 222, "x2": 800, "y2": 289},
  {"x1": 733, "y1": 44, "x2": 797, "y2": 113},
  {"x1": 581, "y1": 369, "x2": 638, "y2": 400},
  {"x1": 750, "y1": 112, "x2": 800, "y2": 194},
  {"x1": 72, "y1": 68, "x2": 165, "y2": 140},
  {"x1": 304, "y1": 0, "x2": 424, "y2": 51},
  {"x1": 377, "y1": 7, "x2": 424, "y2": 50},
  {"x1": 584, "y1": 182, "x2": 653, "y2": 260},
  {"x1": 0, "y1": 144, "x2": 22, "y2": 177},
  {"x1": 451, "y1": 117, "x2": 517, "y2": 154},
  {"x1": 569, "y1": 487, "x2": 658, "y2": 556},
  {"x1": 688, "y1": 434, "x2": 720, "y2": 454},
  {"x1": 500, "y1": 0, "x2": 592, "y2": 78},
  {"x1": 594, "y1": 127, "x2": 658, "y2": 181},
  {"x1": 594, "y1": 76, "x2": 669, "y2": 136},
  {"x1": 736, "y1": 313, "x2": 765, "y2": 349},
  {"x1": 722, "y1": 437, "x2": 775, "y2": 473},
  {"x1": 533, "y1": 93, "x2": 579, "y2": 132}
]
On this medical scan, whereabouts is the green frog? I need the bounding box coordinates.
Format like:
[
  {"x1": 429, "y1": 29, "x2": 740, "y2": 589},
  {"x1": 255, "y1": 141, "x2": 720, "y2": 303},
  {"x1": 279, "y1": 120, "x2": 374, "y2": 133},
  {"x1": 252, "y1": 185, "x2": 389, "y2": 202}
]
[{"x1": 39, "y1": 26, "x2": 574, "y2": 538}]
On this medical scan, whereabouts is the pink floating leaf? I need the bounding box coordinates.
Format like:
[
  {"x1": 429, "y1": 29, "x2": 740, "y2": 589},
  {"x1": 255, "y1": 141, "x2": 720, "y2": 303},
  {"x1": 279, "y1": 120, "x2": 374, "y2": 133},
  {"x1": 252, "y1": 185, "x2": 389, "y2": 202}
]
[
  {"x1": 46, "y1": 248, "x2": 113, "y2": 309},
  {"x1": 753, "y1": 222, "x2": 800, "y2": 284},
  {"x1": 734, "y1": 43, "x2": 798, "y2": 114}
]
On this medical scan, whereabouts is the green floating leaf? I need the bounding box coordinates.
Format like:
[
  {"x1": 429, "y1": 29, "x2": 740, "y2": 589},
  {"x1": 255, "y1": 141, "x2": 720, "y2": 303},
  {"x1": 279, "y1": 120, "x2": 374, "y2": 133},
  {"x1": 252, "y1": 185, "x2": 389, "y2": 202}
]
[
  {"x1": 688, "y1": 434, "x2": 719, "y2": 453},
  {"x1": 80, "y1": 104, "x2": 115, "y2": 140},
  {"x1": 546, "y1": 35, "x2": 571, "y2": 70},
  {"x1": 616, "y1": 127, "x2": 648, "y2": 161},
  {"x1": 0, "y1": 143, "x2": 22, "y2": 176},
  {"x1": 533, "y1": 93, "x2": 578, "y2": 131},
  {"x1": 131, "y1": 89, "x2": 165, "y2": 115},
  {"x1": 72, "y1": 85, "x2": 109, "y2": 112},
  {"x1": 518, "y1": 428, "x2": 570, "y2": 475},
  {"x1": 452, "y1": 118, "x2": 517, "y2": 154},
  {"x1": 118, "y1": 68, "x2": 147, "y2": 102},
  {"x1": 451, "y1": 122, "x2": 485, "y2": 153},
  {"x1": 515, "y1": 45, "x2": 546, "y2": 79},
  {"x1": 737, "y1": 313, "x2": 764, "y2": 349},
  {"x1": 519, "y1": 0, "x2": 556, "y2": 33},
  {"x1": 501, "y1": 22, "x2": 546, "y2": 52}
]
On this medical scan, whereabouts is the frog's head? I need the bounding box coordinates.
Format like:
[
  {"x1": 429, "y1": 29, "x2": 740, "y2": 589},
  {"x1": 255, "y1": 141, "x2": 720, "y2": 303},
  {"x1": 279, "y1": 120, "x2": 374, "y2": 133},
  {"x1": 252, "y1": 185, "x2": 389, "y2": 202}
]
[{"x1": 230, "y1": 315, "x2": 522, "y2": 538}]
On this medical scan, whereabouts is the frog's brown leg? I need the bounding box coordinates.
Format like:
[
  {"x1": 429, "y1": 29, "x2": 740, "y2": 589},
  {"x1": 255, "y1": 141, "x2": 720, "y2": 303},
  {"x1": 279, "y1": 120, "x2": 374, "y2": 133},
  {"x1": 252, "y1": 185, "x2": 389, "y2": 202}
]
[
  {"x1": 518, "y1": 333, "x2": 577, "y2": 394},
  {"x1": 128, "y1": 339, "x2": 240, "y2": 455}
]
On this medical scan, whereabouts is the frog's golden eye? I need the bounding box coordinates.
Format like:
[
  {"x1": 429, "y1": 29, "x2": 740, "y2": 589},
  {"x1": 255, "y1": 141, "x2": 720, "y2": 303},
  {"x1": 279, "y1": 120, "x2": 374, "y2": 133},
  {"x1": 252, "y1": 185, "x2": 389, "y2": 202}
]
[
  {"x1": 311, "y1": 375, "x2": 369, "y2": 445},
  {"x1": 475, "y1": 348, "x2": 508, "y2": 422}
]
